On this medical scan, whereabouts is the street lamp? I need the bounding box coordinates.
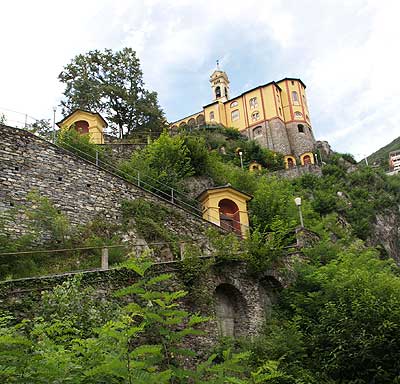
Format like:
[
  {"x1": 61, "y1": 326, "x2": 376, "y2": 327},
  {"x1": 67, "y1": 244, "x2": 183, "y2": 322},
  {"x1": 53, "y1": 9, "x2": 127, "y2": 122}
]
[
  {"x1": 52, "y1": 106, "x2": 57, "y2": 143},
  {"x1": 238, "y1": 150, "x2": 243, "y2": 169},
  {"x1": 294, "y1": 197, "x2": 304, "y2": 227}
]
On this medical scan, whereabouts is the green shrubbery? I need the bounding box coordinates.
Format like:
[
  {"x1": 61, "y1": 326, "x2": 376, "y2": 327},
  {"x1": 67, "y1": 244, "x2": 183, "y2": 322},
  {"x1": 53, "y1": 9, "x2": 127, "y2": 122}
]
[
  {"x1": 57, "y1": 128, "x2": 105, "y2": 163},
  {"x1": 0, "y1": 193, "x2": 125, "y2": 280}
]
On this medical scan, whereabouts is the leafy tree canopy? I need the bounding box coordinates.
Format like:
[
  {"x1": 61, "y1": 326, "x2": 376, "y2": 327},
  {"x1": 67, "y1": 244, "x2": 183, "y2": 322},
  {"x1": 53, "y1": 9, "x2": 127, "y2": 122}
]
[{"x1": 58, "y1": 48, "x2": 166, "y2": 138}]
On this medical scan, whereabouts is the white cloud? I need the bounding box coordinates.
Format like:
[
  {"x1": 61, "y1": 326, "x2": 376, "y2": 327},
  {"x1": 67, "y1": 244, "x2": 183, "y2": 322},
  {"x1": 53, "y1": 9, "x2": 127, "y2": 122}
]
[{"x1": 0, "y1": 0, "x2": 399, "y2": 158}]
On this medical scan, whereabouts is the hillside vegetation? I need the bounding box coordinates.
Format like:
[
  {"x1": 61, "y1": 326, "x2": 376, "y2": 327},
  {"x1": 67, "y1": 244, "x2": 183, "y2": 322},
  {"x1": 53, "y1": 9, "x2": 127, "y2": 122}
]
[
  {"x1": 1, "y1": 126, "x2": 400, "y2": 383},
  {"x1": 366, "y1": 135, "x2": 400, "y2": 170}
]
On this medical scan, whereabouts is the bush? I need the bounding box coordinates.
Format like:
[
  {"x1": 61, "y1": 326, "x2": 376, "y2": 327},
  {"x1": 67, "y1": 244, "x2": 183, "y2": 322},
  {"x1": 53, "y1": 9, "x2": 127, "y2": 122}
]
[{"x1": 57, "y1": 128, "x2": 105, "y2": 163}]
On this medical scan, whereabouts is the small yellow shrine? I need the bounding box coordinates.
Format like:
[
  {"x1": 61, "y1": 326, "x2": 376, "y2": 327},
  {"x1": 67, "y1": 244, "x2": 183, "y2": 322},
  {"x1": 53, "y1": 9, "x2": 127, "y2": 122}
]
[
  {"x1": 249, "y1": 161, "x2": 262, "y2": 172},
  {"x1": 197, "y1": 185, "x2": 252, "y2": 238},
  {"x1": 56, "y1": 109, "x2": 107, "y2": 144}
]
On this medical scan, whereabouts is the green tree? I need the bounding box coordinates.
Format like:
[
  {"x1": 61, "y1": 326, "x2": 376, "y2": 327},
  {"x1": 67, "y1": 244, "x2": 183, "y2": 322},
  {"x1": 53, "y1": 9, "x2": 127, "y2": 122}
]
[
  {"x1": 0, "y1": 113, "x2": 7, "y2": 125},
  {"x1": 275, "y1": 243, "x2": 400, "y2": 383},
  {"x1": 119, "y1": 131, "x2": 195, "y2": 192},
  {"x1": 26, "y1": 119, "x2": 53, "y2": 140},
  {"x1": 58, "y1": 48, "x2": 166, "y2": 138}
]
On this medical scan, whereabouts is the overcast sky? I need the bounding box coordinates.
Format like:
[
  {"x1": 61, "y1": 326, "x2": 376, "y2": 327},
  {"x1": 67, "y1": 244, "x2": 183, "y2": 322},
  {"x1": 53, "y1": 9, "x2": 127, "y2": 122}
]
[{"x1": 1, "y1": 0, "x2": 399, "y2": 159}]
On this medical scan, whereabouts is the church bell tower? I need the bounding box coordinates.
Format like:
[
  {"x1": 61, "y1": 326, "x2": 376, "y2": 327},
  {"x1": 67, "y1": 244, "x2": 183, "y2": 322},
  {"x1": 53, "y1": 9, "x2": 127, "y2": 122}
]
[{"x1": 210, "y1": 61, "x2": 230, "y2": 102}]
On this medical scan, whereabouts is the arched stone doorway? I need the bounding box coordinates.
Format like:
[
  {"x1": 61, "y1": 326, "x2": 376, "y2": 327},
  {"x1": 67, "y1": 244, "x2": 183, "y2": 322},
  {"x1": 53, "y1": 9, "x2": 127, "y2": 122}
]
[
  {"x1": 72, "y1": 120, "x2": 89, "y2": 134},
  {"x1": 218, "y1": 198, "x2": 241, "y2": 235},
  {"x1": 214, "y1": 283, "x2": 247, "y2": 337}
]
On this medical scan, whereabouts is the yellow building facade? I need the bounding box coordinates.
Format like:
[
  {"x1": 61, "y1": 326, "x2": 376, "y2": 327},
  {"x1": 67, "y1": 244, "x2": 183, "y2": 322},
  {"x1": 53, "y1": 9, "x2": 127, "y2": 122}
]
[
  {"x1": 197, "y1": 185, "x2": 252, "y2": 238},
  {"x1": 57, "y1": 109, "x2": 107, "y2": 144},
  {"x1": 170, "y1": 69, "x2": 316, "y2": 168}
]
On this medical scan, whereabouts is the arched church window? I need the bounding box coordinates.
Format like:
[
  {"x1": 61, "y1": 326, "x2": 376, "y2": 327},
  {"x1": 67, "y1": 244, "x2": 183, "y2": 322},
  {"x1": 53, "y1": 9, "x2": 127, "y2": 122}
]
[
  {"x1": 253, "y1": 126, "x2": 262, "y2": 136},
  {"x1": 231, "y1": 109, "x2": 240, "y2": 121},
  {"x1": 209, "y1": 111, "x2": 215, "y2": 121},
  {"x1": 249, "y1": 97, "x2": 258, "y2": 109},
  {"x1": 287, "y1": 157, "x2": 295, "y2": 168},
  {"x1": 230, "y1": 101, "x2": 238, "y2": 108},
  {"x1": 292, "y1": 91, "x2": 299, "y2": 104},
  {"x1": 215, "y1": 86, "x2": 221, "y2": 98},
  {"x1": 251, "y1": 111, "x2": 260, "y2": 121},
  {"x1": 294, "y1": 111, "x2": 303, "y2": 119}
]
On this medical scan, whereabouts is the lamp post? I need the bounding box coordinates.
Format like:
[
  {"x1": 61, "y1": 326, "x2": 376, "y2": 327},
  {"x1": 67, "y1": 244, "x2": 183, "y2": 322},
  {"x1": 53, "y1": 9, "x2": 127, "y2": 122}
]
[
  {"x1": 238, "y1": 150, "x2": 243, "y2": 169},
  {"x1": 294, "y1": 197, "x2": 304, "y2": 228},
  {"x1": 52, "y1": 106, "x2": 56, "y2": 143}
]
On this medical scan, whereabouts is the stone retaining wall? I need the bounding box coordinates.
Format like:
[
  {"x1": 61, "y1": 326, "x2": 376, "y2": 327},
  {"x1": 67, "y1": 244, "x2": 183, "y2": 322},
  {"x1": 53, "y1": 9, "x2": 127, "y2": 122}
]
[{"x1": 0, "y1": 125, "x2": 213, "y2": 245}]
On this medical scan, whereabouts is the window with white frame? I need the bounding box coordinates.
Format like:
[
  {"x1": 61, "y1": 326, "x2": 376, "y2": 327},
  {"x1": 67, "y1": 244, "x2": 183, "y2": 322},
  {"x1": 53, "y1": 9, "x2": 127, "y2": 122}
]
[
  {"x1": 231, "y1": 109, "x2": 240, "y2": 121},
  {"x1": 292, "y1": 91, "x2": 299, "y2": 104},
  {"x1": 294, "y1": 111, "x2": 303, "y2": 119},
  {"x1": 209, "y1": 111, "x2": 215, "y2": 121},
  {"x1": 230, "y1": 101, "x2": 238, "y2": 108},
  {"x1": 249, "y1": 97, "x2": 258, "y2": 109}
]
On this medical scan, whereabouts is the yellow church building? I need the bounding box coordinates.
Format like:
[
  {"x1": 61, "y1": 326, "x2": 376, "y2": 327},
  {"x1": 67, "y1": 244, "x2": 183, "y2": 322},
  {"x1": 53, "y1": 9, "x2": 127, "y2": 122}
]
[{"x1": 170, "y1": 67, "x2": 316, "y2": 168}]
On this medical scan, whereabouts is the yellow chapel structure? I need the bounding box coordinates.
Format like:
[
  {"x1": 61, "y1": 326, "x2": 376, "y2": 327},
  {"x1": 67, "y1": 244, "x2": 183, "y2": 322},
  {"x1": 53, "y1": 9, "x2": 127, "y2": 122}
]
[
  {"x1": 170, "y1": 68, "x2": 316, "y2": 168},
  {"x1": 197, "y1": 185, "x2": 252, "y2": 239},
  {"x1": 56, "y1": 109, "x2": 107, "y2": 145}
]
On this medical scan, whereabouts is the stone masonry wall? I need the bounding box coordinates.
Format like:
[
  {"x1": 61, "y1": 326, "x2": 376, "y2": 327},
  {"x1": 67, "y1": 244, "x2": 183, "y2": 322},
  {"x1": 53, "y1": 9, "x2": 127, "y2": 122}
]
[
  {"x1": 274, "y1": 163, "x2": 322, "y2": 179},
  {"x1": 286, "y1": 122, "x2": 316, "y2": 158},
  {"x1": 0, "y1": 125, "x2": 214, "y2": 246},
  {"x1": 268, "y1": 118, "x2": 292, "y2": 154},
  {"x1": 99, "y1": 143, "x2": 146, "y2": 163},
  {"x1": 0, "y1": 260, "x2": 277, "y2": 350}
]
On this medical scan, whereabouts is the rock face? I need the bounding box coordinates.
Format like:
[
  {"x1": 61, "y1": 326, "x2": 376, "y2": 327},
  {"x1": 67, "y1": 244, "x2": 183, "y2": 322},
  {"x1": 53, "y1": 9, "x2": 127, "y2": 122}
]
[
  {"x1": 273, "y1": 164, "x2": 322, "y2": 179},
  {"x1": 369, "y1": 210, "x2": 400, "y2": 263},
  {"x1": 181, "y1": 176, "x2": 215, "y2": 199},
  {"x1": 316, "y1": 140, "x2": 333, "y2": 161}
]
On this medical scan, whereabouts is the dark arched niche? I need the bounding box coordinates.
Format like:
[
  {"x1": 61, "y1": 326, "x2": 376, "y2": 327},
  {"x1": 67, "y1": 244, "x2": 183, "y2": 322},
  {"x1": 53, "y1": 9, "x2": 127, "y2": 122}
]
[
  {"x1": 219, "y1": 199, "x2": 241, "y2": 235},
  {"x1": 214, "y1": 283, "x2": 247, "y2": 337},
  {"x1": 72, "y1": 120, "x2": 89, "y2": 134}
]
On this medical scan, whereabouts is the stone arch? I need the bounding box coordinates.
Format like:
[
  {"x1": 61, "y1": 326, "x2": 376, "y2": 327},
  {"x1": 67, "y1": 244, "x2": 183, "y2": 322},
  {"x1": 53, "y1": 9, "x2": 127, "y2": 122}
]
[
  {"x1": 253, "y1": 126, "x2": 263, "y2": 137},
  {"x1": 196, "y1": 114, "x2": 205, "y2": 125},
  {"x1": 179, "y1": 121, "x2": 186, "y2": 128},
  {"x1": 71, "y1": 120, "x2": 89, "y2": 134},
  {"x1": 215, "y1": 86, "x2": 221, "y2": 98},
  {"x1": 171, "y1": 125, "x2": 178, "y2": 130},
  {"x1": 218, "y1": 198, "x2": 241, "y2": 235},
  {"x1": 300, "y1": 152, "x2": 314, "y2": 165},
  {"x1": 187, "y1": 118, "x2": 196, "y2": 126},
  {"x1": 214, "y1": 283, "x2": 248, "y2": 337}
]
